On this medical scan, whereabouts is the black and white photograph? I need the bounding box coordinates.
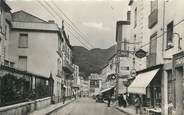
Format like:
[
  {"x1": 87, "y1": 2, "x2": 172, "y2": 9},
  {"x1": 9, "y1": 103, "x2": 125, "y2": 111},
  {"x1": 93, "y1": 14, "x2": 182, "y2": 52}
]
[{"x1": 0, "y1": 0, "x2": 184, "y2": 114}]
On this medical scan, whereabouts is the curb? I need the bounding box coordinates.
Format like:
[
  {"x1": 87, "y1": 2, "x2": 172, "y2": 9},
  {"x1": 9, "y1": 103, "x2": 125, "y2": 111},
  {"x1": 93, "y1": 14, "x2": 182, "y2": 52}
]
[
  {"x1": 46, "y1": 99, "x2": 76, "y2": 115},
  {"x1": 114, "y1": 106, "x2": 132, "y2": 115}
]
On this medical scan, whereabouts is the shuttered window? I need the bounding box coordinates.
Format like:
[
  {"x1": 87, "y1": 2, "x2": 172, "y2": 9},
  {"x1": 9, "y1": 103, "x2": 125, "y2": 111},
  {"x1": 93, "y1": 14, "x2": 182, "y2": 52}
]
[
  {"x1": 19, "y1": 33, "x2": 28, "y2": 48},
  {"x1": 18, "y1": 56, "x2": 27, "y2": 71}
]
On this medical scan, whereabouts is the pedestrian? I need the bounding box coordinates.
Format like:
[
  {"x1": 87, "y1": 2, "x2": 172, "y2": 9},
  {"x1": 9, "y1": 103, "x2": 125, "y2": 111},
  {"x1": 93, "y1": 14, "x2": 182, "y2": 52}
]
[
  {"x1": 107, "y1": 95, "x2": 111, "y2": 107},
  {"x1": 123, "y1": 93, "x2": 128, "y2": 107},
  {"x1": 63, "y1": 95, "x2": 66, "y2": 104},
  {"x1": 134, "y1": 95, "x2": 141, "y2": 114},
  {"x1": 121, "y1": 94, "x2": 126, "y2": 107},
  {"x1": 118, "y1": 94, "x2": 121, "y2": 106}
]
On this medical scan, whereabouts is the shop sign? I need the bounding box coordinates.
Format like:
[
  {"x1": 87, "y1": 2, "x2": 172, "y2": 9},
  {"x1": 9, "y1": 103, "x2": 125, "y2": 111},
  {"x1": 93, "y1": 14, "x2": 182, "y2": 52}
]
[{"x1": 135, "y1": 49, "x2": 147, "y2": 58}]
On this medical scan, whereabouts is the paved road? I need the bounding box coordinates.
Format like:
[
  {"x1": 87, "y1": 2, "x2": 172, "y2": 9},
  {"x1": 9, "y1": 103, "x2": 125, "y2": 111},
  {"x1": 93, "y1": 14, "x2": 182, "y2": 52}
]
[{"x1": 50, "y1": 98, "x2": 127, "y2": 115}]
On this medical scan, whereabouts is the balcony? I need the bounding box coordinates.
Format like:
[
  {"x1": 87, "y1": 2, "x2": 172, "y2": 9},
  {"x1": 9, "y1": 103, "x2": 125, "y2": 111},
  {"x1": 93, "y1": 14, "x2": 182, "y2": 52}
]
[
  {"x1": 57, "y1": 50, "x2": 63, "y2": 58},
  {"x1": 62, "y1": 60, "x2": 74, "y2": 74},
  {"x1": 147, "y1": 53, "x2": 156, "y2": 67},
  {"x1": 148, "y1": 9, "x2": 158, "y2": 29}
]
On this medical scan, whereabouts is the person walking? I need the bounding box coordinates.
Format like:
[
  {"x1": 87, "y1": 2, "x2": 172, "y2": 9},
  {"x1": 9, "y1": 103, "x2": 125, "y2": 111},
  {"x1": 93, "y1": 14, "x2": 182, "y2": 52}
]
[
  {"x1": 63, "y1": 95, "x2": 66, "y2": 104},
  {"x1": 107, "y1": 95, "x2": 111, "y2": 107},
  {"x1": 118, "y1": 94, "x2": 121, "y2": 106},
  {"x1": 134, "y1": 95, "x2": 141, "y2": 114},
  {"x1": 122, "y1": 94, "x2": 126, "y2": 107}
]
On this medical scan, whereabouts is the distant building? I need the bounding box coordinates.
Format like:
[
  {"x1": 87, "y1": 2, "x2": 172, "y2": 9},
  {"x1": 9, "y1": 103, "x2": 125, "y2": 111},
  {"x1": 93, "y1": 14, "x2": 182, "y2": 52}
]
[
  {"x1": 89, "y1": 73, "x2": 102, "y2": 96},
  {"x1": 100, "y1": 54, "x2": 116, "y2": 98},
  {"x1": 72, "y1": 64, "x2": 80, "y2": 96},
  {"x1": 80, "y1": 76, "x2": 90, "y2": 97}
]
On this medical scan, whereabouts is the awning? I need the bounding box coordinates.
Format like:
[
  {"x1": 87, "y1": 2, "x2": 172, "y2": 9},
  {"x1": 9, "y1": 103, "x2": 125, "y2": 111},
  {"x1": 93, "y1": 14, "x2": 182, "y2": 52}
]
[
  {"x1": 100, "y1": 86, "x2": 114, "y2": 93},
  {"x1": 128, "y1": 68, "x2": 160, "y2": 94}
]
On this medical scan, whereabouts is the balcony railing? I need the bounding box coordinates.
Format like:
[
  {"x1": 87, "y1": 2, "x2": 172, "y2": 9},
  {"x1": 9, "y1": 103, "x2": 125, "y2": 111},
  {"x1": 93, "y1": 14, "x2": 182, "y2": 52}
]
[
  {"x1": 62, "y1": 60, "x2": 74, "y2": 74},
  {"x1": 148, "y1": 9, "x2": 158, "y2": 29},
  {"x1": 147, "y1": 53, "x2": 157, "y2": 67}
]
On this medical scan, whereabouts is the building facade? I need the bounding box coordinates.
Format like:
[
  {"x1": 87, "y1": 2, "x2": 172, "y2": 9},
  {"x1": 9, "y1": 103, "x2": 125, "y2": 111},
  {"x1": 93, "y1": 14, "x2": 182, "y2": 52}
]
[
  {"x1": 8, "y1": 10, "x2": 64, "y2": 103},
  {"x1": 0, "y1": 0, "x2": 12, "y2": 66},
  {"x1": 89, "y1": 73, "x2": 102, "y2": 96},
  {"x1": 128, "y1": 0, "x2": 184, "y2": 115},
  {"x1": 60, "y1": 24, "x2": 74, "y2": 99}
]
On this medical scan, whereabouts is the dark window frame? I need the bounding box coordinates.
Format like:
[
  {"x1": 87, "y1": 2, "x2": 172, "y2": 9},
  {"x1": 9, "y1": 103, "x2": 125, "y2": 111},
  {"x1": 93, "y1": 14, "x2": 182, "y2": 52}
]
[
  {"x1": 166, "y1": 21, "x2": 174, "y2": 50},
  {"x1": 18, "y1": 33, "x2": 28, "y2": 48}
]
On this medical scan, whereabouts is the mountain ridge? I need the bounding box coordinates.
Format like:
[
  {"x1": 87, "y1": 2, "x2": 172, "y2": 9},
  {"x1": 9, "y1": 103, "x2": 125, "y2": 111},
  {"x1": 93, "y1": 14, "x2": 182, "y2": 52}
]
[{"x1": 72, "y1": 45, "x2": 116, "y2": 79}]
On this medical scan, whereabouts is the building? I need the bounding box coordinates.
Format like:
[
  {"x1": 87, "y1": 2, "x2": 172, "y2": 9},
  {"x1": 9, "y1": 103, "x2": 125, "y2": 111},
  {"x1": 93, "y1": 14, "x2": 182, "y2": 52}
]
[
  {"x1": 100, "y1": 54, "x2": 117, "y2": 98},
  {"x1": 80, "y1": 76, "x2": 89, "y2": 97},
  {"x1": 89, "y1": 73, "x2": 102, "y2": 96},
  {"x1": 0, "y1": 0, "x2": 12, "y2": 66},
  {"x1": 72, "y1": 64, "x2": 80, "y2": 97},
  {"x1": 60, "y1": 23, "x2": 74, "y2": 99},
  {"x1": 8, "y1": 10, "x2": 64, "y2": 103},
  {"x1": 115, "y1": 11, "x2": 133, "y2": 96},
  {"x1": 127, "y1": 0, "x2": 184, "y2": 115}
]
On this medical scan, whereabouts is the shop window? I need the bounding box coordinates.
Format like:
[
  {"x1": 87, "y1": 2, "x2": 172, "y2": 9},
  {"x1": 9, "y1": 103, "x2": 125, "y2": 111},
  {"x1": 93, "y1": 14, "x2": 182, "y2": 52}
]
[
  {"x1": 167, "y1": 70, "x2": 175, "y2": 107},
  {"x1": 166, "y1": 21, "x2": 174, "y2": 49}
]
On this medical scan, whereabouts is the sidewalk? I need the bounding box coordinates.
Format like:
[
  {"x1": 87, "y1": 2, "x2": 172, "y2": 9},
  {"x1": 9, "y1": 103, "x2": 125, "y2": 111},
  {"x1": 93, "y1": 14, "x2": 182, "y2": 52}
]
[
  {"x1": 115, "y1": 105, "x2": 146, "y2": 115},
  {"x1": 115, "y1": 105, "x2": 137, "y2": 115},
  {"x1": 29, "y1": 99, "x2": 75, "y2": 115}
]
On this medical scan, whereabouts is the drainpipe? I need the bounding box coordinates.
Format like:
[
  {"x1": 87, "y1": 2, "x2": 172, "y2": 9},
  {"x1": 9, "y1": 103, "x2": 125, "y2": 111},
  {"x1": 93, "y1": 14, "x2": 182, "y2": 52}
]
[{"x1": 162, "y1": 0, "x2": 165, "y2": 59}]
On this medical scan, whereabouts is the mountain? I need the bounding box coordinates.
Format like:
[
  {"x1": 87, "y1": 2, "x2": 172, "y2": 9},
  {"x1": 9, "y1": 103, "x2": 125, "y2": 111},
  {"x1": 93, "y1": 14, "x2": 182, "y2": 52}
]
[{"x1": 72, "y1": 45, "x2": 116, "y2": 79}]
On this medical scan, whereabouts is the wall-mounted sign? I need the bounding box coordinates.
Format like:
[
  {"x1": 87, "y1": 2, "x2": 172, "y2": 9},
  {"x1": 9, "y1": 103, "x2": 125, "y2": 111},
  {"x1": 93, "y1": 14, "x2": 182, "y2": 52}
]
[
  {"x1": 130, "y1": 69, "x2": 136, "y2": 77},
  {"x1": 118, "y1": 51, "x2": 129, "y2": 57},
  {"x1": 135, "y1": 49, "x2": 147, "y2": 58}
]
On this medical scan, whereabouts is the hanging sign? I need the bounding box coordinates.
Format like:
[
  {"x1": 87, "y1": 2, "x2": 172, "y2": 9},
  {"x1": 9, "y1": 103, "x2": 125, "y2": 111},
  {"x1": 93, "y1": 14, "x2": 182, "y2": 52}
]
[{"x1": 135, "y1": 49, "x2": 147, "y2": 58}]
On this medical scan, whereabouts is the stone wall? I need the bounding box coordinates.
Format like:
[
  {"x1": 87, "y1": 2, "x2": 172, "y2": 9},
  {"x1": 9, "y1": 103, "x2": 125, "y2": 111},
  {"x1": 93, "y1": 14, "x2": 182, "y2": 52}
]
[{"x1": 0, "y1": 97, "x2": 51, "y2": 115}]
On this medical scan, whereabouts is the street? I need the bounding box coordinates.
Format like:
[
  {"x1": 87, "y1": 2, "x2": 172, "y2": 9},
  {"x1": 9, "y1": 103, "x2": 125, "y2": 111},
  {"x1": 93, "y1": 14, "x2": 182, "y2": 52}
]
[{"x1": 50, "y1": 98, "x2": 127, "y2": 115}]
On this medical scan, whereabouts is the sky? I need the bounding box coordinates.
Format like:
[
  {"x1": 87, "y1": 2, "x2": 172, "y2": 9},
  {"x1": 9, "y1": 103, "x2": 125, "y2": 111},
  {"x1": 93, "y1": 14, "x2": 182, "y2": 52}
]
[{"x1": 7, "y1": 0, "x2": 129, "y2": 49}]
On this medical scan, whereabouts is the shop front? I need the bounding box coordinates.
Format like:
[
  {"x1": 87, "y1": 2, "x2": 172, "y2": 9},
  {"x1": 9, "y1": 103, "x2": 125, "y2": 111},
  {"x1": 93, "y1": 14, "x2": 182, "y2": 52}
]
[
  {"x1": 128, "y1": 65, "x2": 162, "y2": 115},
  {"x1": 173, "y1": 51, "x2": 184, "y2": 115}
]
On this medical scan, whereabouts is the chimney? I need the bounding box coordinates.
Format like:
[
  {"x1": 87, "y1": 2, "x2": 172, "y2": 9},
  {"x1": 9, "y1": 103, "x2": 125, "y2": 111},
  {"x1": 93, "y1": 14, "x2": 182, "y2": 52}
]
[{"x1": 127, "y1": 11, "x2": 131, "y2": 22}]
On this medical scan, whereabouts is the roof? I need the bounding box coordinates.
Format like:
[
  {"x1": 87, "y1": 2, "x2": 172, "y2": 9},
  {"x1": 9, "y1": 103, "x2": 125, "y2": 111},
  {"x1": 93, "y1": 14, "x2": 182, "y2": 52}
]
[
  {"x1": 12, "y1": 10, "x2": 48, "y2": 23},
  {"x1": 0, "y1": 0, "x2": 11, "y2": 12}
]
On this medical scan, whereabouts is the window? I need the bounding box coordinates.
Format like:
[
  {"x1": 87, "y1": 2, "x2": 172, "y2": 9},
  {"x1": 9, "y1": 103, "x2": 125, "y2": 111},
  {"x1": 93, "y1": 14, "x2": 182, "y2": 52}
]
[
  {"x1": 134, "y1": 8, "x2": 137, "y2": 28},
  {"x1": 19, "y1": 33, "x2": 28, "y2": 48},
  {"x1": 167, "y1": 70, "x2": 176, "y2": 108},
  {"x1": 18, "y1": 56, "x2": 27, "y2": 71},
  {"x1": 151, "y1": 0, "x2": 158, "y2": 12},
  {"x1": 166, "y1": 21, "x2": 174, "y2": 49},
  {"x1": 150, "y1": 33, "x2": 157, "y2": 54}
]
